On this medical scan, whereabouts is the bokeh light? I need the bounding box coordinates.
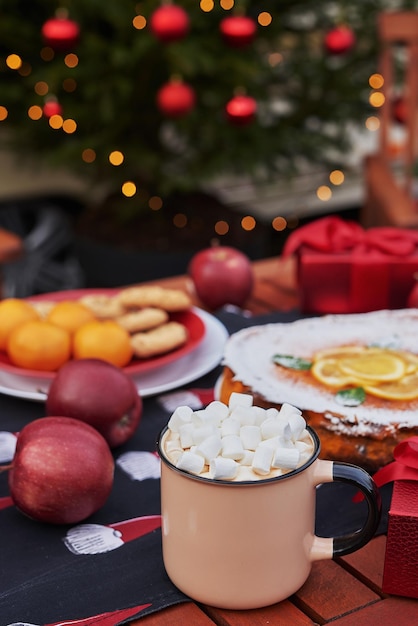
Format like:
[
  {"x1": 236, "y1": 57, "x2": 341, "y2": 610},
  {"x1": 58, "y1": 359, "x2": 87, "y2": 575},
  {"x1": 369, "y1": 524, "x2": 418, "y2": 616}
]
[
  {"x1": 241, "y1": 215, "x2": 256, "y2": 231},
  {"x1": 272, "y1": 216, "x2": 287, "y2": 231},
  {"x1": 109, "y1": 150, "x2": 124, "y2": 166},
  {"x1": 122, "y1": 181, "x2": 137, "y2": 197},
  {"x1": 329, "y1": 170, "x2": 344, "y2": 185},
  {"x1": 82, "y1": 148, "x2": 96, "y2": 163},
  {"x1": 215, "y1": 220, "x2": 229, "y2": 235},
  {"x1": 316, "y1": 185, "x2": 332, "y2": 201}
]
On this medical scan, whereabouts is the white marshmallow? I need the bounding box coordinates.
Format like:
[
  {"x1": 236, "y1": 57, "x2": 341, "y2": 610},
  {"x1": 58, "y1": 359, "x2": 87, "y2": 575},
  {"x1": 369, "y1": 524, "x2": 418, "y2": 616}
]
[
  {"x1": 241, "y1": 450, "x2": 255, "y2": 466},
  {"x1": 196, "y1": 434, "x2": 223, "y2": 463},
  {"x1": 206, "y1": 400, "x2": 230, "y2": 422},
  {"x1": 179, "y1": 423, "x2": 195, "y2": 448},
  {"x1": 192, "y1": 423, "x2": 217, "y2": 445},
  {"x1": 252, "y1": 445, "x2": 274, "y2": 475},
  {"x1": 260, "y1": 418, "x2": 284, "y2": 440},
  {"x1": 265, "y1": 407, "x2": 280, "y2": 420},
  {"x1": 221, "y1": 434, "x2": 245, "y2": 460},
  {"x1": 176, "y1": 450, "x2": 205, "y2": 475},
  {"x1": 272, "y1": 447, "x2": 301, "y2": 470},
  {"x1": 221, "y1": 417, "x2": 241, "y2": 437},
  {"x1": 210, "y1": 457, "x2": 239, "y2": 480},
  {"x1": 228, "y1": 392, "x2": 253, "y2": 410},
  {"x1": 167, "y1": 405, "x2": 193, "y2": 432},
  {"x1": 253, "y1": 406, "x2": 269, "y2": 425},
  {"x1": 288, "y1": 413, "x2": 307, "y2": 441},
  {"x1": 279, "y1": 402, "x2": 302, "y2": 419},
  {"x1": 229, "y1": 405, "x2": 257, "y2": 426},
  {"x1": 240, "y1": 425, "x2": 262, "y2": 451}
]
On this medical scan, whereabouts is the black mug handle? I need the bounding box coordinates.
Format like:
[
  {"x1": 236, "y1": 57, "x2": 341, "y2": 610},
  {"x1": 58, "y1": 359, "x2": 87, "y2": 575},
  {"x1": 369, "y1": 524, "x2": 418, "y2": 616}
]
[
  {"x1": 331, "y1": 461, "x2": 382, "y2": 557},
  {"x1": 311, "y1": 459, "x2": 382, "y2": 561}
]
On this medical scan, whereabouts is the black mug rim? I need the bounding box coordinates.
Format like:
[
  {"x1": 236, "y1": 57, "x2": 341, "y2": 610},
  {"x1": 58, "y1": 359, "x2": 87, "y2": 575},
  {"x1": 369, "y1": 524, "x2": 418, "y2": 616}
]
[{"x1": 157, "y1": 424, "x2": 321, "y2": 486}]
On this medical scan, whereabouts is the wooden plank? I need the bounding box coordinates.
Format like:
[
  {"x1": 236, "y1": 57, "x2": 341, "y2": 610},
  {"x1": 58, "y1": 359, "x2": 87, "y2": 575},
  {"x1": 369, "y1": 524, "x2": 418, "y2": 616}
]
[
  {"x1": 203, "y1": 599, "x2": 314, "y2": 626},
  {"x1": 293, "y1": 560, "x2": 380, "y2": 623},
  {"x1": 328, "y1": 596, "x2": 418, "y2": 625},
  {"x1": 132, "y1": 602, "x2": 216, "y2": 625},
  {"x1": 337, "y1": 535, "x2": 387, "y2": 593}
]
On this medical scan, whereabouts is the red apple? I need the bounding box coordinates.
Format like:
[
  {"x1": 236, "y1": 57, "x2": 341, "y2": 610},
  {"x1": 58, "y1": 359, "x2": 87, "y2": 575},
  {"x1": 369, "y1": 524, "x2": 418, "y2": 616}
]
[
  {"x1": 46, "y1": 359, "x2": 142, "y2": 448},
  {"x1": 188, "y1": 246, "x2": 254, "y2": 310},
  {"x1": 9, "y1": 416, "x2": 114, "y2": 524}
]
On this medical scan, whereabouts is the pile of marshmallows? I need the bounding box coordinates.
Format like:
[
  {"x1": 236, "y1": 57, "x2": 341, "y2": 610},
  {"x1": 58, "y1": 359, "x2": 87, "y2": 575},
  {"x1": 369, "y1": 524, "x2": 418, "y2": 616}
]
[{"x1": 164, "y1": 392, "x2": 314, "y2": 481}]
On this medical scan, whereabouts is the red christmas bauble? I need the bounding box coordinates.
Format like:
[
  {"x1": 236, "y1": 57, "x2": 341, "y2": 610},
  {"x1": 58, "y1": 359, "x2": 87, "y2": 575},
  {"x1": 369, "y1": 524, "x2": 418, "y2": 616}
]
[
  {"x1": 324, "y1": 25, "x2": 355, "y2": 55},
  {"x1": 220, "y1": 16, "x2": 257, "y2": 47},
  {"x1": 41, "y1": 17, "x2": 80, "y2": 51},
  {"x1": 225, "y1": 95, "x2": 257, "y2": 126},
  {"x1": 156, "y1": 81, "x2": 196, "y2": 118},
  {"x1": 43, "y1": 100, "x2": 63, "y2": 118},
  {"x1": 149, "y1": 5, "x2": 190, "y2": 43}
]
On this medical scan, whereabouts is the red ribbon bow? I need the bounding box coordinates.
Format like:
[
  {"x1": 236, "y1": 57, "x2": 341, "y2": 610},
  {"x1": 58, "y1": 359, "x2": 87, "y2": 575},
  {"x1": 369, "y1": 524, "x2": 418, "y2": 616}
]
[
  {"x1": 372, "y1": 436, "x2": 418, "y2": 488},
  {"x1": 354, "y1": 437, "x2": 418, "y2": 503},
  {"x1": 283, "y1": 216, "x2": 418, "y2": 258}
]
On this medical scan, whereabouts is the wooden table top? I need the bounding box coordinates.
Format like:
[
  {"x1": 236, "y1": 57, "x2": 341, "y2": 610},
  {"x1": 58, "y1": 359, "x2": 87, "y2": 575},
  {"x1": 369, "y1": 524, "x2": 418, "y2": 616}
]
[{"x1": 131, "y1": 256, "x2": 416, "y2": 625}]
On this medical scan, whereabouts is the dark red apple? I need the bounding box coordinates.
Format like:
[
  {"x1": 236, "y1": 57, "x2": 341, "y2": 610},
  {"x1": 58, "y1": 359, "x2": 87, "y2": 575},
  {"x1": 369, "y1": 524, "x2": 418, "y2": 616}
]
[
  {"x1": 46, "y1": 359, "x2": 142, "y2": 448},
  {"x1": 188, "y1": 246, "x2": 254, "y2": 310},
  {"x1": 9, "y1": 416, "x2": 114, "y2": 524}
]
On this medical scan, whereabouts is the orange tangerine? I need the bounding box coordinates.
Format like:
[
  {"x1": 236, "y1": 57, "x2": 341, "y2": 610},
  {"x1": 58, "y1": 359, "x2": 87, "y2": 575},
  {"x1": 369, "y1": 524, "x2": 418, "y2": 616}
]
[
  {"x1": 7, "y1": 320, "x2": 71, "y2": 371},
  {"x1": 46, "y1": 300, "x2": 96, "y2": 335},
  {"x1": 73, "y1": 320, "x2": 133, "y2": 368},
  {"x1": 0, "y1": 298, "x2": 40, "y2": 351}
]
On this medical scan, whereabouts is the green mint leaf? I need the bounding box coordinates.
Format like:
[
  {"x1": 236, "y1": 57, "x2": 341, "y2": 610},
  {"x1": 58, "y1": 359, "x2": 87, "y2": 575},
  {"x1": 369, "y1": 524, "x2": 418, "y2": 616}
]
[
  {"x1": 335, "y1": 387, "x2": 366, "y2": 407},
  {"x1": 272, "y1": 354, "x2": 312, "y2": 371}
]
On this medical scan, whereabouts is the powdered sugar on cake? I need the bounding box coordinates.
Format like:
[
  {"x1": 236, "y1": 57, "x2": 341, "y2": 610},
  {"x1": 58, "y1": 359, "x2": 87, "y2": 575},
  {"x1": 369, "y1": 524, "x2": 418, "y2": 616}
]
[{"x1": 221, "y1": 309, "x2": 418, "y2": 431}]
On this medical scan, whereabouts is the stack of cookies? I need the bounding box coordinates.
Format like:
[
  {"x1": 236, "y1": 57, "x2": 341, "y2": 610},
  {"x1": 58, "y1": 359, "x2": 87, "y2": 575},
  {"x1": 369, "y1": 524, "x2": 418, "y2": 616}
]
[{"x1": 78, "y1": 286, "x2": 193, "y2": 359}]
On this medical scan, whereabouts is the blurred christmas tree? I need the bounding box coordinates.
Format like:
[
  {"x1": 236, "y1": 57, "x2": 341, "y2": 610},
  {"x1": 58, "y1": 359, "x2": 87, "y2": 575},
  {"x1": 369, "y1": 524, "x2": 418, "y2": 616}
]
[{"x1": 0, "y1": 0, "x2": 416, "y2": 216}]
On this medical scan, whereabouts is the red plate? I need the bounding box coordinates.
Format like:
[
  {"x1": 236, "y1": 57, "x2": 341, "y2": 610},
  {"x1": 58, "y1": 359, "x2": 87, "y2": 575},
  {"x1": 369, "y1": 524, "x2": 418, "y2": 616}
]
[{"x1": 0, "y1": 288, "x2": 206, "y2": 380}]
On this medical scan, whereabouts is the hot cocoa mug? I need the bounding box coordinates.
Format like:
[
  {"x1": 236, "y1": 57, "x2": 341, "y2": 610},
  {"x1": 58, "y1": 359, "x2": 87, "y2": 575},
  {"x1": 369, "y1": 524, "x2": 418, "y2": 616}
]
[{"x1": 157, "y1": 425, "x2": 381, "y2": 610}]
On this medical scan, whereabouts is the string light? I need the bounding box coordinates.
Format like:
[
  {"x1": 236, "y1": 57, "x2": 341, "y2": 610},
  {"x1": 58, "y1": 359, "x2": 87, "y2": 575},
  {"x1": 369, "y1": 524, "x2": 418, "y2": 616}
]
[
  {"x1": 40, "y1": 47, "x2": 54, "y2": 61},
  {"x1": 63, "y1": 78, "x2": 77, "y2": 92},
  {"x1": 316, "y1": 185, "x2": 332, "y2": 201},
  {"x1": 49, "y1": 114, "x2": 63, "y2": 129},
  {"x1": 149, "y1": 196, "x2": 163, "y2": 210},
  {"x1": 272, "y1": 216, "x2": 287, "y2": 231},
  {"x1": 82, "y1": 148, "x2": 96, "y2": 163},
  {"x1": 241, "y1": 215, "x2": 256, "y2": 231},
  {"x1": 200, "y1": 0, "x2": 214, "y2": 12},
  {"x1": 62, "y1": 118, "x2": 77, "y2": 133},
  {"x1": 64, "y1": 53, "x2": 78, "y2": 68},
  {"x1": 369, "y1": 91, "x2": 385, "y2": 108},
  {"x1": 28, "y1": 105, "x2": 43, "y2": 120},
  {"x1": 173, "y1": 213, "x2": 187, "y2": 228},
  {"x1": 6, "y1": 54, "x2": 22, "y2": 70},
  {"x1": 258, "y1": 12, "x2": 272, "y2": 27},
  {"x1": 122, "y1": 181, "x2": 136, "y2": 197},
  {"x1": 133, "y1": 15, "x2": 147, "y2": 30},
  {"x1": 369, "y1": 73, "x2": 384, "y2": 89},
  {"x1": 365, "y1": 115, "x2": 380, "y2": 131},
  {"x1": 109, "y1": 150, "x2": 124, "y2": 166},
  {"x1": 329, "y1": 169, "x2": 344, "y2": 185},
  {"x1": 34, "y1": 81, "x2": 49, "y2": 96},
  {"x1": 215, "y1": 220, "x2": 229, "y2": 235},
  {"x1": 0, "y1": 106, "x2": 8, "y2": 121},
  {"x1": 220, "y1": 0, "x2": 234, "y2": 9}
]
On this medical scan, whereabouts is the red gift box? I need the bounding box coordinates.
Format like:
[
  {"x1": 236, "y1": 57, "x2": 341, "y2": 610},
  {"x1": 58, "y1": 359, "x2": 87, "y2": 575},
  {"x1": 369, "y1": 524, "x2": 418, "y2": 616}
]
[
  {"x1": 282, "y1": 216, "x2": 418, "y2": 314},
  {"x1": 373, "y1": 438, "x2": 418, "y2": 598}
]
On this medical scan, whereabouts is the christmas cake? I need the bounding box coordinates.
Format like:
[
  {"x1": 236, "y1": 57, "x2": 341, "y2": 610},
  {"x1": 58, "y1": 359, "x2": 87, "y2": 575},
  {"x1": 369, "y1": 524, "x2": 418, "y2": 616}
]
[{"x1": 217, "y1": 309, "x2": 418, "y2": 472}]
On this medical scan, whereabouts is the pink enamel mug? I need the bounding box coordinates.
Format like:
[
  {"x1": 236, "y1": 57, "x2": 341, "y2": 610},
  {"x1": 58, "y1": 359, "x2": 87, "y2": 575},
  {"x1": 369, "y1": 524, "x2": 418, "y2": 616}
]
[{"x1": 157, "y1": 425, "x2": 381, "y2": 610}]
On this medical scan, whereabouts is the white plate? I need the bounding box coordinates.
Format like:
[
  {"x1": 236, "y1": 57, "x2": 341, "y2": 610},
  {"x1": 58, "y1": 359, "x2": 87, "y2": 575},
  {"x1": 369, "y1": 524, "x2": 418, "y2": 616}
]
[{"x1": 0, "y1": 309, "x2": 229, "y2": 402}]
